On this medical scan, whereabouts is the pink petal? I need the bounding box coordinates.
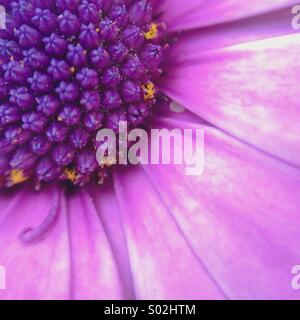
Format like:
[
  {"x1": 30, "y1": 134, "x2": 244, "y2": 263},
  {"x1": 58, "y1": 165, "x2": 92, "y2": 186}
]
[
  {"x1": 142, "y1": 115, "x2": 300, "y2": 299},
  {"x1": 0, "y1": 185, "x2": 71, "y2": 300},
  {"x1": 156, "y1": 0, "x2": 297, "y2": 32},
  {"x1": 166, "y1": 7, "x2": 297, "y2": 57},
  {"x1": 161, "y1": 32, "x2": 300, "y2": 166},
  {"x1": 89, "y1": 181, "x2": 136, "y2": 299},
  {"x1": 0, "y1": 184, "x2": 125, "y2": 299},
  {"x1": 113, "y1": 167, "x2": 226, "y2": 300},
  {"x1": 62, "y1": 188, "x2": 125, "y2": 300}
]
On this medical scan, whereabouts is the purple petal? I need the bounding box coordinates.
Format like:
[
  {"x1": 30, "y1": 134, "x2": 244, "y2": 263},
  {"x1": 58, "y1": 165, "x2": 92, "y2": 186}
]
[
  {"x1": 114, "y1": 167, "x2": 225, "y2": 299},
  {"x1": 161, "y1": 20, "x2": 300, "y2": 166},
  {"x1": 139, "y1": 114, "x2": 300, "y2": 299},
  {"x1": 155, "y1": 0, "x2": 297, "y2": 32}
]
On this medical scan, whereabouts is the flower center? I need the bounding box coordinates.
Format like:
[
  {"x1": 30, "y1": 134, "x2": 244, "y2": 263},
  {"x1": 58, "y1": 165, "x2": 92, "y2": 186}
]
[{"x1": 0, "y1": 0, "x2": 166, "y2": 188}]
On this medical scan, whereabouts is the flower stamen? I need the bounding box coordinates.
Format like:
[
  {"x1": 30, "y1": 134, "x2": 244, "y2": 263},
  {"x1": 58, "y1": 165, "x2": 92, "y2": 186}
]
[
  {"x1": 9, "y1": 169, "x2": 28, "y2": 186},
  {"x1": 144, "y1": 23, "x2": 158, "y2": 40},
  {"x1": 19, "y1": 189, "x2": 60, "y2": 244},
  {"x1": 142, "y1": 82, "x2": 156, "y2": 100},
  {"x1": 64, "y1": 168, "x2": 77, "y2": 183}
]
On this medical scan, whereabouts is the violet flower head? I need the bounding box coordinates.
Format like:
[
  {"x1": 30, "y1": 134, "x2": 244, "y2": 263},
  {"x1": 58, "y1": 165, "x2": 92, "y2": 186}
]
[
  {"x1": 0, "y1": 0, "x2": 163, "y2": 189},
  {"x1": 0, "y1": 0, "x2": 299, "y2": 301}
]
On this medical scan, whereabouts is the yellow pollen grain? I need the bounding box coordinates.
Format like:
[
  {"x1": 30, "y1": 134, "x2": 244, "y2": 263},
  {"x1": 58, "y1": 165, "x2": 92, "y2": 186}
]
[
  {"x1": 101, "y1": 157, "x2": 116, "y2": 167},
  {"x1": 70, "y1": 66, "x2": 76, "y2": 74},
  {"x1": 144, "y1": 23, "x2": 158, "y2": 40},
  {"x1": 57, "y1": 116, "x2": 63, "y2": 122},
  {"x1": 10, "y1": 169, "x2": 28, "y2": 185},
  {"x1": 64, "y1": 168, "x2": 77, "y2": 182},
  {"x1": 97, "y1": 172, "x2": 106, "y2": 185},
  {"x1": 142, "y1": 82, "x2": 156, "y2": 100}
]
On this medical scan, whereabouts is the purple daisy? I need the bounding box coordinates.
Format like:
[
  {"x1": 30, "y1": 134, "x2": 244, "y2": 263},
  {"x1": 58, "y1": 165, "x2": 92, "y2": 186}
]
[{"x1": 0, "y1": 0, "x2": 300, "y2": 300}]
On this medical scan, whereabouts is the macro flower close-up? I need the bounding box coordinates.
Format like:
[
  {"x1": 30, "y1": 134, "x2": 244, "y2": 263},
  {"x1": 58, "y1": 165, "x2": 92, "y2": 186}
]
[{"x1": 0, "y1": 0, "x2": 300, "y2": 300}]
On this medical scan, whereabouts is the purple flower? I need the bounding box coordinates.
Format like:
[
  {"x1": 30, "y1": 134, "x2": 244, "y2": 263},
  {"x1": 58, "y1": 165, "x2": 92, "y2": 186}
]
[{"x1": 0, "y1": 0, "x2": 300, "y2": 300}]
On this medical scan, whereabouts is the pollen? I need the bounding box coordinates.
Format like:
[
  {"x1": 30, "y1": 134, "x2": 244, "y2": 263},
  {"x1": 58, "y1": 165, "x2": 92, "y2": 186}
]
[
  {"x1": 97, "y1": 172, "x2": 106, "y2": 185},
  {"x1": 144, "y1": 23, "x2": 158, "y2": 40},
  {"x1": 10, "y1": 169, "x2": 28, "y2": 185},
  {"x1": 142, "y1": 82, "x2": 156, "y2": 100},
  {"x1": 101, "y1": 157, "x2": 117, "y2": 167},
  {"x1": 64, "y1": 168, "x2": 77, "y2": 183},
  {"x1": 69, "y1": 66, "x2": 76, "y2": 74}
]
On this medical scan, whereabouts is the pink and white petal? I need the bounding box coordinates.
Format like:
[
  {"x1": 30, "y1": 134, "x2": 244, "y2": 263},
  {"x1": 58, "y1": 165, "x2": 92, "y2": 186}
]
[
  {"x1": 156, "y1": 0, "x2": 297, "y2": 32},
  {"x1": 161, "y1": 33, "x2": 300, "y2": 166},
  {"x1": 0, "y1": 189, "x2": 26, "y2": 225},
  {"x1": 66, "y1": 188, "x2": 125, "y2": 300},
  {"x1": 0, "y1": 185, "x2": 71, "y2": 300},
  {"x1": 166, "y1": 7, "x2": 298, "y2": 59},
  {"x1": 114, "y1": 167, "x2": 226, "y2": 300},
  {"x1": 151, "y1": 99, "x2": 209, "y2": 127},
  {"x1": 142, "y1": 116, "x2": 300, "y2": 299},
  {"x1": 89, "y1": 182, "x2": 136, "y2": 299}
]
